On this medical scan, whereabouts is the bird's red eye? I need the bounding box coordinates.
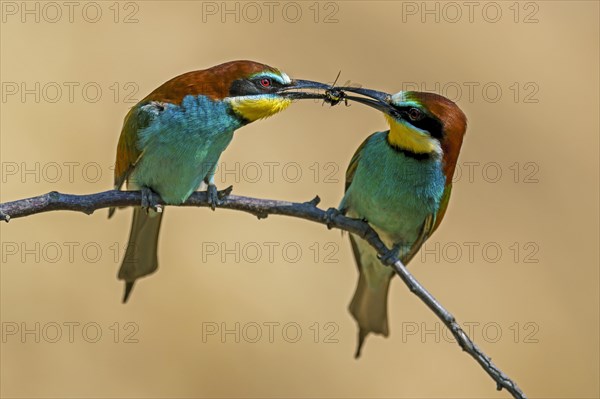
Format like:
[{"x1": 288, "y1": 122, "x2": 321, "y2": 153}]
[
  {"x1": 260, "y1": 78, "x2": 271, "y2": 88},
  {"x1": 408, "y1": 108, "x2": 422, "y2": 121}
]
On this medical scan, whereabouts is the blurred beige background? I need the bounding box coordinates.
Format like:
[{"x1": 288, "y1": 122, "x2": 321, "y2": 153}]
[{"x1": 1, "y1": 1, "x2": 598, "y2": 398}]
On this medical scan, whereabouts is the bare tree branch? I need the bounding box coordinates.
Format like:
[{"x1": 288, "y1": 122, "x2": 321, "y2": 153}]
[{"x1": 0, "y1": 190, "x2": 527, "y2": 398}]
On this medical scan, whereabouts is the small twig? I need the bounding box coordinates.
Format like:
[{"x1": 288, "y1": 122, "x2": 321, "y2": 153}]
[{"x1": 0, "y1": 190, "x2": 526, "y2": 398}]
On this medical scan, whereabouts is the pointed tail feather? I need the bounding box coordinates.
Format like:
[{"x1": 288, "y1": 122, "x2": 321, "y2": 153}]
[
  {"x1": 355, "y1": 329, "x2": 368, "y2": 358},
  {"x1": 118, "y1": 207, "x2": 163, "y2": 303},
  {"x1": 123, "y1": 281, "x2": 135, "y2": 303}
]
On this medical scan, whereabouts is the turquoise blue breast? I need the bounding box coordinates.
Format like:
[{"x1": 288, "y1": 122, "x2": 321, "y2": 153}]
[
  {"x1": 341, "y1": 132, "x2": 446, "y2": 245},
  {"x1": 130, "y1": 95, "x2": 243, "y2": 204}
]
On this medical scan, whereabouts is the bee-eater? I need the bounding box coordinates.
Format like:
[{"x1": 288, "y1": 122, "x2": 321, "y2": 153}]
[
  {"x1": 329, "y1": 87, "x2": 467, "y2": 357},
  {"x1": 111, "y1": 60, "x2": 328, "y2": 303}
]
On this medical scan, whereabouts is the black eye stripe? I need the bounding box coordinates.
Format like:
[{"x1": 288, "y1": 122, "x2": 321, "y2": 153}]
[
  {"x1": 229, "y1": 79, "x2": 260, "y2": 96},
  {"x1": 229, "y1": 77, "x2": 284, "y2": 96},
  {"x1": 396, "y1": 106, "x2": 444, "y2": 140}
]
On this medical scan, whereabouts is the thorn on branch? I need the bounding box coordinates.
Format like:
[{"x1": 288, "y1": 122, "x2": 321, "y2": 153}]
[
  {"x1": 305, "y1": 195, "x2": 321, "y2": 207},
  {"x1": 255, "y1": 211, "x2": 269, "y2": 220},
  {"x1": 218, "y1": 185, "x2": 233, "y2": 200}
]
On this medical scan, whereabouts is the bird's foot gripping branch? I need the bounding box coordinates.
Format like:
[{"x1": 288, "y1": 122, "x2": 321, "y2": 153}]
[{"x1": 0, "y1": 190, "x2": 526, "y2": 399}]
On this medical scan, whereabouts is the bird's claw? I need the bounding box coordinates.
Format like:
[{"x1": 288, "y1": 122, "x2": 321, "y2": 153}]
[
  {"x1": 207, "y1": 184, "x2": 232, "y2": 210},
  {"x1": 207, "y1": 184, "x2": 219, "y2": 210},
  {"x1": 378, "y1": 244, "x2": 401, "y2": 266},
  {"x1": 325, "y1": 207, "x2": 342, "y2": 230},
  {"x1": 141, "y1": 187, "x2": 162, "y2": 213}
]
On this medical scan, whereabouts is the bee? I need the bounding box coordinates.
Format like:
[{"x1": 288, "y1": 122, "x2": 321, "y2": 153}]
[
  {"x1": 324, "y1": 88, "x2": 348, "y2": 106},
  {"x1": 323, "y1": 70, "x2": 350, "y2": 107}
]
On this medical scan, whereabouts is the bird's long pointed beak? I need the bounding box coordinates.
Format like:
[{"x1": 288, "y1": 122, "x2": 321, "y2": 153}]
[
  {"x1": 332, "y1": 86, "x2": 397, "y2": 116},
  {"x1": 279, "y1": 79, "x2": 330, "y2": 100},
  {"x1": 337, "y1": 87, "x2": 391, "y2": 103}
]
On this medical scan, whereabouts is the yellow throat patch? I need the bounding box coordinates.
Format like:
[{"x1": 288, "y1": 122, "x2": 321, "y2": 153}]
[
  {"x1": 385, "y1": 114, "x2": 441, "y2": 155},
  {"x1": 229, "y1": 96, "x2": 292, "y2": 122}
]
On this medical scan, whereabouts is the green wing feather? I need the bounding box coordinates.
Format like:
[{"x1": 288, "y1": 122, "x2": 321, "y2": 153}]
[
  {"x1": 109, "y1": 102, "x2": 161, "y2": 218},
  {"x1": 345, "y1": 133, "x2": 375, "y2": 192},
  {"x1": 114, "y1": 104, "x2": 158, "y2": 190},
  {"x1": 401, "y1": 183, "x2": 453, "y2": 264}
]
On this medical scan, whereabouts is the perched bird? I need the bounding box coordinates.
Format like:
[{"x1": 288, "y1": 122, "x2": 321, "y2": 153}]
[
  {"x1": 328, "y1": 87, "x2": 467, "y2": 357},
  {"x1": 111, "y1": 60, "x2": 329, "y2": 303}
]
